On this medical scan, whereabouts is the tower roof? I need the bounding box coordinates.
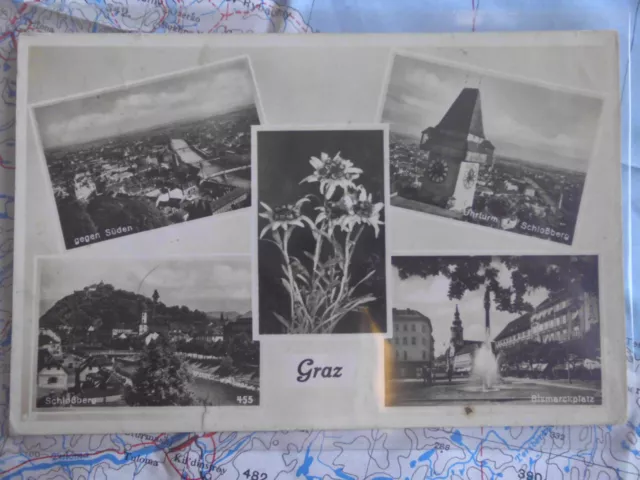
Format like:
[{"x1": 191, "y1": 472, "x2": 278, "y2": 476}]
[
  {"x1": 436, "y1": 87, "x2": 486, "y2": 139},
  {"x1": 453, "y1": 304, "x2": 462, "y2": 326}
]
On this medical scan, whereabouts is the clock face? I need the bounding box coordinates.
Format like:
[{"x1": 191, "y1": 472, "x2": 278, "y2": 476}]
[
  {"x1": 426, "y1": 157, "x2": 449, "y2": 184},
  {"x1": 463, "y1": 167, "x2": 476, "y2": 189}
]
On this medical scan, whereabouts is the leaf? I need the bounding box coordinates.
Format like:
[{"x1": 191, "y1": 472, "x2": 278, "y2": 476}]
[
  {"x1": 272, "y1": 311, "x2": 291, "y2": 330},
  {"x1": 281, "y1": 278, "x2": 293, "y2": 296}
]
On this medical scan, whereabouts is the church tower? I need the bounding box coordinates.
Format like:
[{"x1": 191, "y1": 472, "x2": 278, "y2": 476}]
[
  {"x1": 419, "y1": 87, "x2": 495, "y2": 212},
  {"x1": 450, "y1": 305, "x2": 464, "y2": 349},
  {"x1": 139, "y1": 304, "x2": 149, "y2": 336}
]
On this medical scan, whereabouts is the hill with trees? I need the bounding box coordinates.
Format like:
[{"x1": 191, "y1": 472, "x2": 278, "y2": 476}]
[{"x1": 39, "y1": 282, "x2": 210, "y2": 341}]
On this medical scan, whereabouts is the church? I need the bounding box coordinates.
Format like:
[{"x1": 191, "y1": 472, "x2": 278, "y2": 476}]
[
  {"x1": 444, "y1": 305, "x2": 484, "y2": 376},
  {"x1": 419, "y1": 87, "x2": 495, "y2": 212}
]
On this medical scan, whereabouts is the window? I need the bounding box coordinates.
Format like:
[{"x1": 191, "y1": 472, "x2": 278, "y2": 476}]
[
  {"x1": 412, "y1": 337, "x2": 416, "y2": 345},
  {"x1": 411, "y1": 324, "x2": 416, "y2": 332},
  {"x1": 403, "y1": 337, "x2": 408, "y2": 345},
  {"x1": 416, "y1": 368, "x2": 422, "y2": 377},
  {"x1": 403, "y1": 351, "x2": 408, "y2": 361},
  {"x1": 395, "y1": 324, "x2": 399, "y2": 331},
  {"x1": 395, "y1": 350, "x2": 399, "y2": 359},
  {"x1": 422, "y1": 351, "x2": 427, "y2": 360},
  {"x1": 394, "y1": 337, "x2": 399, "y2": 345},
  {"x1": 422, "y1": 325, "x2": 426, "y2": 333},
  {"x1": 403, "y1": 324, "x2": 407, "y2": 332},
  {"x1": 422, "y1": 338, "x2": 427, "y2": 346},
  {"x1": 47, "y1": 377, "x2": 58, "y2": 384}
]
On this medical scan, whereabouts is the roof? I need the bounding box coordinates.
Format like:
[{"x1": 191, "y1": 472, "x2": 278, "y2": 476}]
[
  {"x1": 236, "y1": 311, "x2": 252, "y2": 322},
  {"x1": 494, "y1": 313, "x2": 532, "y2": 342},
  {"x1": 436, "y1": 88, "x2": 485, "y2": 138},
  {"x1": 534, "y1": 290, "x2": 572, "y2": 313},
  {"x1": 393, "y1": 308, "x2": 432, "y2": 329}
]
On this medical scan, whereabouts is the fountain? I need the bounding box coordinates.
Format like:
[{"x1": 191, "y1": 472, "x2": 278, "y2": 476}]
[{"x1": 463, "y1": 287, "x2": 502, "y2": 392}]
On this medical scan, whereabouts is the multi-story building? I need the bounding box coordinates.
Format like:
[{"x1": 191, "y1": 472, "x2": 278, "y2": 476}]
[
  {"x1": 530, "y1": 290, "x2": 599, "y2": 343},
  {"x1": 493, "y1": 313, "x2": 531, "y2": 350},
  {"x1": 494, "y1": 289, "x2": 599, "y2": 350},
  {"x1": 390, "y1": 308, "x2": 435, "y2": 378}
]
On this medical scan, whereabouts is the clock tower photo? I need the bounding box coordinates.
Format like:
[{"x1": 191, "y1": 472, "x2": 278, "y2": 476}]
[{"x1": 419, "y1": 87, "x2": 495, "y2": 212}]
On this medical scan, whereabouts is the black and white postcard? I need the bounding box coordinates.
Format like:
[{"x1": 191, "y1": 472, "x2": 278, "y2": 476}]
[
  {"x1": 386, "y1": 254, "x2": 601, "y2": 407},
  {"x1": 32, "y1": 56, "x2": 262, "y2": 250},
  {"x1": 252, "y1": 125, "x2": 391, "y2": 336},
  {"x1": 35, "y1": 255, "x2": 259, "y2": 409},
  {"x1": 381, "y1": 52, "x2": 603, "y2": 245}
]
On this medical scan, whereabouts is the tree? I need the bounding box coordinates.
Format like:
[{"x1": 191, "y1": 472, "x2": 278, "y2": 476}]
[
  {"x1": 57, "y1": 198, "x2": 98, "y2": 249},
  {"x1": 393, "y1": 256, "x2": 598, "y2": 314},
  {"x1": 124, "y1": 336, "x2": 195, "y2": 406}
]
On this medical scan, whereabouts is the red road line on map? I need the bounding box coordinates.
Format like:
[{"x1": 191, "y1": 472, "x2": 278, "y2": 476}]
[{"x1": 2, "y1": 440, "x2": 162, "y2": 476}]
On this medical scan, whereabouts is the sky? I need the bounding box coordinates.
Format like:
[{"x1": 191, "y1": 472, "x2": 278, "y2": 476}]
[
  {"x1": 38, "y1": 256, "x2": 252, "y2": 315},
  {"x1": 392, "y1": 260, "x2": 549, "y2": 357},
  {"x1": 382, "y1": 54, "x2": 603, "y2": 173},
  {"x1": 35, "y1": 57, "x2": 258, "y2": 149}
]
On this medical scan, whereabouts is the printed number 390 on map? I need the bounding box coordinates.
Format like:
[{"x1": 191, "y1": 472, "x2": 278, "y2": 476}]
[
  {"x1": 519, "y1": 469, "x2": 544, "y2": 480},
  {"x1": 237, "y1": 395, "x2": 254, "y2": 405}
]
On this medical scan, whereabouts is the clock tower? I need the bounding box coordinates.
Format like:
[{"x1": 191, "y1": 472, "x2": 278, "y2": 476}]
[{"x1": 419, "y1": 87, "x2": 495, "y2": 212}]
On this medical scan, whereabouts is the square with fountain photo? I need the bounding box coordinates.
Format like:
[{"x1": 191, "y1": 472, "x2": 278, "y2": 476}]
[
  {"x1": 385, "y1": 255, "x2": 601, "y2": 407},
  {"x1": 32, "y1": 56, "x2": 262, "y2": 250},
  {"x1": 34, "y1": 255, "x2": 259, "y2": 409},
  {"x1": 381, "y1": 52, "x2": 604, "y2": 245},
  {"x1": 252, "y1": 125, "x2": 391, "y2": 336}
]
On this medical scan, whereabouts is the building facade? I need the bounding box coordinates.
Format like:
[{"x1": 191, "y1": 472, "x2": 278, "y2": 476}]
[
  {"x1": 494, "y1": 290, "x2": 600, "y2": 350},
  {"x1": 391, "y1": 308, "x2": 435, "y2": 378}
]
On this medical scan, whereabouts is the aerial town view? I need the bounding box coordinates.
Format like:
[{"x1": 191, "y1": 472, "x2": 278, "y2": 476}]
[
  {"x1": 34, "y1": 57, "x2": 261, "y2": 249},
  {"x1": 382, "y1": 53, "x2": 602, "y2": 245},
  {"x1": 35, "y1": 256, "x2": 259, "y2": 408}
]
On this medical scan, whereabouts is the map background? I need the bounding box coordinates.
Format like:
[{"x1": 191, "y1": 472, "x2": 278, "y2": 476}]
[{"x1": 0, "y1": 0, "x2": 639, "y2": 479}]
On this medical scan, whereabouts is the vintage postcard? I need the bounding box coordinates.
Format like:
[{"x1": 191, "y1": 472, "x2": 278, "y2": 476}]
[
  {"x1": 386, "y1": 254, "x2": 601, "y2": 407},
  {"x1": 35, "y1": 255, "x2": 259, "y2": 409},
  {"x1": 32, "y1": 56, "x2": 262, "y2": 250},
  {"x1": 381, "y1": 52, "x2": 603, "y2": 245},
  {"x1": 252, "y1": 125, "x2": 391, "y2": 336}
]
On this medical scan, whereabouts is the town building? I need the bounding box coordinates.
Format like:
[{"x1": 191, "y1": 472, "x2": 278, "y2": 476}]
[
  {"x1": 530, "y1": 290, "x2": 599, "y2": 343},
  {"x1": 494, "y1": 290, "x2": 600, "y2": 350},
  {"x1": 223, "y1": 311, "x2": 252, "y2": 340},
  {"x1": 419, "y1": 87, "x2": 495, "y2": 212},
  {"x1": 493, "y1": 313, "x2": 532, "y2": 350},
  {"x1": 390, "y1": 308, "x2": 435, "y2": 378},
  {"x1": 444, "y1": 306, "x2": 484, "y2": 375},
  {"x1": 37, "y1": 366, "x2": 68, "y2": 392}
]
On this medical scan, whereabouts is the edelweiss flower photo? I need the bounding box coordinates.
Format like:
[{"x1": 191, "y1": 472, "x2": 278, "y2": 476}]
[{"x1": 253, "y1": 127, "x2": 390, "y2": 335}]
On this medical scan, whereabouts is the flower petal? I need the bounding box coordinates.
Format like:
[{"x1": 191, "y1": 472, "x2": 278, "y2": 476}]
[
  {"x1": 373, "y1": 203, "x2": 384, "y2": 213},
  {"x1": 300, "y1": 174, "x2": 319, "y2": 184},
  {"x1": 259, "y1": 224, "x2": 272, "y2": 239},
  {"x1": 260, "y1": 201, "x2": 273, "y2": 213},
  {"x1": 321, "y1": 152, "x2": 331, "y2": 161},
  {"x1": 309, "y1": 156, "x2": 324, "y2": 169},
  {"x1": 325, "y1": 183, "x2": 338, "y2": 199},
  {"x1": 258, "y1": 212, "x2": 272, "y2": 219}
]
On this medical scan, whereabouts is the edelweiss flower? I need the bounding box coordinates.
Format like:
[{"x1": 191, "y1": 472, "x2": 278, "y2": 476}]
[
  {"x1": 259, "y1": 197, "x2": 313, "y2": 238},
  {"x1": 301, "y1": 152, "x2": 363, "y2": 199},
  {"x1": 340, "y1": 187, "x2": 384, "y2": 238},
  {"x1": 314, "y1": 200, "x2": 350, "y2": 230}
]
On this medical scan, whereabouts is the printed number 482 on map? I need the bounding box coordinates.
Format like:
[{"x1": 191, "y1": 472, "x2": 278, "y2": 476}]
[
  {"x1": 243, "y1": 470, "x2": 267, "y2": 480},
  {"x1": 237, "y1": 395, "x2": 254, "y2": 405}
]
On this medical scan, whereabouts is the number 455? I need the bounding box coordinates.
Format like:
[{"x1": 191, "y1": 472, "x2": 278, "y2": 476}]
[
  {"x1": 237, "y1": 396, "x2": 254, "y2": 405},
  {"x1": 243, "y1": 470, "x2": 267, "y2": 480}
]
